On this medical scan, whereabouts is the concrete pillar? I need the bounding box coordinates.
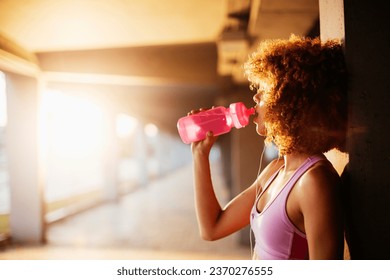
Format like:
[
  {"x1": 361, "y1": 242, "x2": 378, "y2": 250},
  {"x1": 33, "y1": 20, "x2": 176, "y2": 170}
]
[
  {"x1": 342, "y1": 0, "x2": 390, "y2": 259},
  {"x1": 103, "y1": 110, "x2": 120, "y2": 201},
  {"x1": 226, "y1": 88, "x2": 265, "y2": 246},
  {"x1": 134, "y1": 124, "x2": 148, "y2": 186},
  {"x1": 319, "y1": 0, "x2": 351, "y2": 259},
  {"x1": 322, "y1": 0, "x2": 390, "y2": 259},
  {"x1": 319, "y1": 0, "x2": 345, "y2": 42},
  {"x1": 231, "y1": 118, "x2": 265, "y2": 245},
  {"x1": 5, "y1": 72, "x2": 45, "y2": 243},
  {"x1": 319, "y1": 0, "x2": 349, "y2": 175}
]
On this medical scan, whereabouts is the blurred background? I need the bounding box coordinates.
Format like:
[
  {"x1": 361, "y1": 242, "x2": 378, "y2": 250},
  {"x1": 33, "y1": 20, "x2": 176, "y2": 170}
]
[{"x1": 0, "y1": 0, "x2": 363, "y2": 259}]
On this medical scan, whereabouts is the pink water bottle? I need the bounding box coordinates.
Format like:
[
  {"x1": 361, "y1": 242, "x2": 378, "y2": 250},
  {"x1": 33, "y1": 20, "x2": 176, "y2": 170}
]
[{"x1": 177, "y1": 102, "x2": 255, "y2": 144}]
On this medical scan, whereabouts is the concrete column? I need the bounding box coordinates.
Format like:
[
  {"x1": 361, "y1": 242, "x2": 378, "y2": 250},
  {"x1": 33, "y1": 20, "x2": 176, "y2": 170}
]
[
  {"x1": 103, "y1": 110, "x2": 120, "y2": 202},
  {"x1": 5, "y1": 72, "x2": 45, "y2": 243},
  {"x1": 319, "y1": 0, "x2": 351, "y2": 260},
  {"x1": 134, "y1": 124, "x2": 148, "y2": 186},
  {"x1": 319, "y1": 0, "x2": 345, "y2": 42},
  {"x1": 319, "y1": 0, "x2": 349, "y2": 176},
  {"x1": 231, "y1": 119, "x2": 265, "y2": 245},
  {"x1": 342, "y1": 0, "x2": 390, "y2": 259},
  {"x1": 227, "y1": 89, "x2": 265, "y2": 246}
]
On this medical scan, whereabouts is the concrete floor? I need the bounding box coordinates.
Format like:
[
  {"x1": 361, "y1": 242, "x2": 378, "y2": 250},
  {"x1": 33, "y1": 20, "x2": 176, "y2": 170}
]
[{"x1": 0, "y1": 162, "x2": 251, "y2": 260}]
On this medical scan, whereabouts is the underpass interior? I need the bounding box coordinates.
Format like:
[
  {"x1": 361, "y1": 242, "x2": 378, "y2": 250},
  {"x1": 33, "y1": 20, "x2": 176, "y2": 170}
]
[{"x1": 3, "y1": 0, "x2": 375, "y2": 259}]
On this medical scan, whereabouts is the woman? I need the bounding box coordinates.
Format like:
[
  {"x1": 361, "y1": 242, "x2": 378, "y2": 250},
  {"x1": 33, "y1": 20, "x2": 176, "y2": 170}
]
[{"x1": 191, "y1": 35, "x2": 348, "y2": 260}]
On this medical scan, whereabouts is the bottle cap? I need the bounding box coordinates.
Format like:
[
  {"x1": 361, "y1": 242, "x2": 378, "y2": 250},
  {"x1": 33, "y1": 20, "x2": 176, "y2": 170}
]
[{"x1": 229, "y1": 102, "x2": 255, "y2": 128}]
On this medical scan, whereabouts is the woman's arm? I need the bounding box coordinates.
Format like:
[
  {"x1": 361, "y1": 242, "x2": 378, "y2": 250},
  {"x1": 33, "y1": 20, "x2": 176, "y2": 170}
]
[
  {"x1": 192, "y1": 132, "x2": 258, "y2": 241},
  {"x1": 299, "y1": 165, "x2": 344, "y2": 259}
]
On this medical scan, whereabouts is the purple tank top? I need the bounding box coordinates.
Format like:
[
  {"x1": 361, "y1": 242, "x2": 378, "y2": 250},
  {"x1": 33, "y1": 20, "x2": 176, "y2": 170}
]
[{"x1": 250, "y1": 155, "x2": 325, "y2": 260}]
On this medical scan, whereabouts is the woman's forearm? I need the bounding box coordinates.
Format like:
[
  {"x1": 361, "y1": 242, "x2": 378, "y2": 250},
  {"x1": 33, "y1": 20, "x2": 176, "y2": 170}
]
[{"x1": 192, "y1": 154, "x2": 223, "y2": 241}]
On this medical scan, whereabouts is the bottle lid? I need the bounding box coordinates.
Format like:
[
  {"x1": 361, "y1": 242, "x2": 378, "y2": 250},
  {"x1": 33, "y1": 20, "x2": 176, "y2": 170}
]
[{"x1": 229, "y1": 102, "x2": 255, "y2": 128}]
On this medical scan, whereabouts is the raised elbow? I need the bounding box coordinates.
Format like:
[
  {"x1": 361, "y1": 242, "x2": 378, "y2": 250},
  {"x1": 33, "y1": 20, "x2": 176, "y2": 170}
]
[
  {"x1": 201, "y1": 234, "x2": 215, "y2": 241},
  {"x1": 200, "y1": 230, "x2": 218, "y2": 241}
]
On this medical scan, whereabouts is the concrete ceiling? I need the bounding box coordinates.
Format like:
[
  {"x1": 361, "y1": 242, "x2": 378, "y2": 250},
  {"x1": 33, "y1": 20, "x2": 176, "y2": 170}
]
[
  {"x1": 0, "y1": 0, "x2": 227, "y2": 52},
  {"x1": 0, "y1": 0, "x2": 319, "y2": 53},
  {"x1": 249, "y1": 0, "x2": 319, "y2": 40}
]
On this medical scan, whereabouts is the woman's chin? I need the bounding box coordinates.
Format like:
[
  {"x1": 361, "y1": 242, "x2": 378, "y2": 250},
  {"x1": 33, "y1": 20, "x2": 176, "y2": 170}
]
[{"x1": 254, "y1": 123, "x2": 266, "y2": 136}]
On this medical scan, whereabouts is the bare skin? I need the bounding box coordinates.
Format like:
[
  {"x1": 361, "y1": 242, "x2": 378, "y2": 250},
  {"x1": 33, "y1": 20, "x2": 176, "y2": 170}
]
[{"x1": 191, "y1": 93, "x2": 344, "y2": 259}]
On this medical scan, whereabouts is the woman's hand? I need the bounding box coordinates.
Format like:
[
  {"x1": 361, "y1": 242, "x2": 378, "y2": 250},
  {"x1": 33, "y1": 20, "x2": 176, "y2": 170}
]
[
  {"x1": 191, "y1": 131, "x2": 218, "y2": 157},
  {"x1": 187, "y1": 107, "x2": 218, "y2": 157}
]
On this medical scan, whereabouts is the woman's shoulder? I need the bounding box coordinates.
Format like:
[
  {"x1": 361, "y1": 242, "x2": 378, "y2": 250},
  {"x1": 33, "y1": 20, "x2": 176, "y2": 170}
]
[
  {"x1": 298, "y1": 159, "x2": 341, "y2": 197},
  {"x1": 307, "y1": 158, "x2": 340, "y2": 181}
]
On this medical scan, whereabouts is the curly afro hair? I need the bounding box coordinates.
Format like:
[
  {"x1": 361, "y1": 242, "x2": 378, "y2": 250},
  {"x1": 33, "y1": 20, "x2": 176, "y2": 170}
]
[{"x1": 244, "y1": 35, "x2": 348, "y2": 155}]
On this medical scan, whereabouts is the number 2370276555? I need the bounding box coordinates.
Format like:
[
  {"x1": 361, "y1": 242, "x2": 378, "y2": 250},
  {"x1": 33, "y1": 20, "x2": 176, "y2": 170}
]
[{"x1": 209, "y1": 266, "x2": 273, "y2": 276}]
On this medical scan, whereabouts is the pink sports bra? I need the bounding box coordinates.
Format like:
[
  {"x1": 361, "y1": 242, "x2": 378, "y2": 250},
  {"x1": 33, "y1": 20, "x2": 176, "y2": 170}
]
[{"x1": 250, "y1": 155, "x2": 326, "y2": 260}]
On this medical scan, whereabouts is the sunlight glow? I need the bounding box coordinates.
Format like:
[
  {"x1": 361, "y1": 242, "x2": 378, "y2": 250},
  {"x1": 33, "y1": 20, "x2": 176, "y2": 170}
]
[
  {"x1": 41, "y1": 90, "x2": 105, "y2": 159},
  {"x1": 40, "y1": 90, "x2": 106, "y2": 202},
  {"x1": 144, "y1": 123, "x2": 159, "y2": 138},
  {"x1": 116, "y1": 114, "x2": 139, "y2": 139}
]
